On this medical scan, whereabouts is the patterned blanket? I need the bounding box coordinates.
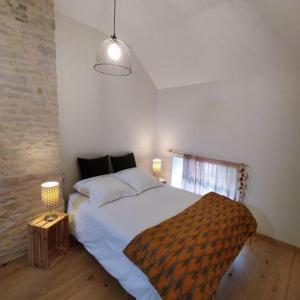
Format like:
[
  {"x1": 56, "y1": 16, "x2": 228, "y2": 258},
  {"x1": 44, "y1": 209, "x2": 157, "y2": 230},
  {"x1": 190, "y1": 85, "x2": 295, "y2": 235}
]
[{"x1": 124, "y1": 192, "x2": 257, "y2": 300}]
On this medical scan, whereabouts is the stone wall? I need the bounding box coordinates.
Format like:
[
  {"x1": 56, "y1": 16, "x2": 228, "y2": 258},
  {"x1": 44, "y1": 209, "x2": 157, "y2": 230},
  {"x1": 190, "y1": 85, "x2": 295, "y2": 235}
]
[{"x1": 0, "y1": 0, "x2": 62, "y2": 264}]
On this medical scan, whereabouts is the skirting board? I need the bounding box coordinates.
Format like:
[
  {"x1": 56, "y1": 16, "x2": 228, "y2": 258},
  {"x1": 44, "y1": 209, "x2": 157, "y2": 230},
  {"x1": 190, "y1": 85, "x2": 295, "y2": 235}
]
[{"x1": 255, "y1": 233, "x2": 300, "y2": 253}]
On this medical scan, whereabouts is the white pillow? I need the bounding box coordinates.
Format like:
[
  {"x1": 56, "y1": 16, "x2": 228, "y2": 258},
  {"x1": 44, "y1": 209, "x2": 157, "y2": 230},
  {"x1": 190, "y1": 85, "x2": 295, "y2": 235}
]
[
  {"x1": 73, "y1": 175, "x2": 138, "y2": 207},
  {"x1": 114, "y1": 167, "x2": 162, "y2": 193}
]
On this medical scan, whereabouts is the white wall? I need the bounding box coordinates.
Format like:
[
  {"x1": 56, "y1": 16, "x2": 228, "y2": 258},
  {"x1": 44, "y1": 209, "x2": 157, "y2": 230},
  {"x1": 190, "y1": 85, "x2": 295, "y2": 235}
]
[
  {"x1": 55, "y1": 12, "x2": 157, "y2": 194},
  {"x1": 156, "y1": 69, "x2": 300, "y2": 247}
]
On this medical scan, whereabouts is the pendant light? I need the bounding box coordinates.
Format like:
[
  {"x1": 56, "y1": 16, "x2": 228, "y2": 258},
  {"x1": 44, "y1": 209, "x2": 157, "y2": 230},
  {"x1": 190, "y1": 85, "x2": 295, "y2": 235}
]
[{"x1": 94, "y1": 0, "x2": 132, "y2": 76}]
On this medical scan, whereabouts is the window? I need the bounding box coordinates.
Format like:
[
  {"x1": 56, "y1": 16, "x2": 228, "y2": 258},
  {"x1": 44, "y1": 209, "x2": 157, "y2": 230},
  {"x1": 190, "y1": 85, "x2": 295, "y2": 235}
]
[
  {"x1": 171, "y1": 154, "x2": 246, "y2": 201},
  {"x1": 171, "y1": 156, "x2": 183, "y2": 188}
]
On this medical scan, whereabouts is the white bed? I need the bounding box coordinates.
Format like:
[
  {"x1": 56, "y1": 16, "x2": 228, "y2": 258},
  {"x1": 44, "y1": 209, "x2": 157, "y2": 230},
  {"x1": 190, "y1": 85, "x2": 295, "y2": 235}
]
[{"x1": 67, "y1": 184, "x2": 199, "y2": 300}]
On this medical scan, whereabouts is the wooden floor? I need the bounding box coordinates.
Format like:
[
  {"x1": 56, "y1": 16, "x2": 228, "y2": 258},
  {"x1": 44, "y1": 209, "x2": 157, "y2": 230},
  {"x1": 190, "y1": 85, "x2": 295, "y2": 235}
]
[{"x1": 0, "y1": 236, "x2": 299, "y2": 300}]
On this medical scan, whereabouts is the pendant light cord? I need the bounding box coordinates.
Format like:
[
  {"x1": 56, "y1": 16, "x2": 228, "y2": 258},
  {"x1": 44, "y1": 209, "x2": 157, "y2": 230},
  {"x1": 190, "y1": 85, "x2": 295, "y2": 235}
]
[{"x1": 112, "y1": 0, "x2": 117, "y2": 39}]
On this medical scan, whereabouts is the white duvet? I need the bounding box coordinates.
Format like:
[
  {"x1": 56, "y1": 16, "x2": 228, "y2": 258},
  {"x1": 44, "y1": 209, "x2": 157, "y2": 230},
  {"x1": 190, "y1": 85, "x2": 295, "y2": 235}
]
[{"x1": 68, "y1": 185, "x2": 199, "y2": 300}]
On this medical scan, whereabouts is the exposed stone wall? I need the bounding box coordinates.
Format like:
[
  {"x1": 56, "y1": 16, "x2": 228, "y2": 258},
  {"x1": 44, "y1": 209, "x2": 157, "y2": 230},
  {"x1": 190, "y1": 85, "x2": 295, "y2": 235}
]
[{"x1": 0, "y1": 0, "x2": 62, "y2": 264}]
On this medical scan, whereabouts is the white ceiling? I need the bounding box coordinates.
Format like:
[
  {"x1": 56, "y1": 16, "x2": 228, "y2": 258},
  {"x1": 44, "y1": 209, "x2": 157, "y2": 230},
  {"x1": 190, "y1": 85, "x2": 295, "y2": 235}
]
[{"x1": 55, "y1": 0, "x2": 300, "y2": 89}]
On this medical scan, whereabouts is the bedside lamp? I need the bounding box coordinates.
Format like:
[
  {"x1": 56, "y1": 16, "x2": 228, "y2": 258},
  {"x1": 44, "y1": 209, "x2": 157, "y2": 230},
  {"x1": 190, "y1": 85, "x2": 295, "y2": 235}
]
[
  {"x1": 152, "y1": 159, "x2": 162, "y2": 178},
  {"x1": 41, "y1": 181, "x2": 60, "y2": 221}
]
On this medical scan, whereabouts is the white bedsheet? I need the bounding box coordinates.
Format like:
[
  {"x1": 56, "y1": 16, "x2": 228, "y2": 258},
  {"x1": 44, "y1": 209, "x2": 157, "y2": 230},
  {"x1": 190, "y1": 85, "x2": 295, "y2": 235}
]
[{"x1": 68, "y1": 185, "x2": 199, "y2": 300}]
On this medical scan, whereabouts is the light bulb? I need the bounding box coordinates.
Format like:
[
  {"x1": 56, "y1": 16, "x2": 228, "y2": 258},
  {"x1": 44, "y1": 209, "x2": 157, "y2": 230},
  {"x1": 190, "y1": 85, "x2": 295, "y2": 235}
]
[{"x1": 107, "y1": 42, "x2": 121, "y2": 61}]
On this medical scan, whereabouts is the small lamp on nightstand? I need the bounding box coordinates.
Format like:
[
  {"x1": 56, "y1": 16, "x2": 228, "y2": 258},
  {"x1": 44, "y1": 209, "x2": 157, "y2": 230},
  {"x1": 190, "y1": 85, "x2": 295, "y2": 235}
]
[
  {"x1": 152, "y1": 158, "x2": 162, "y2": 178},
  {"x1": 41, "y1": 181, "x2": 60, "y2": 221}
]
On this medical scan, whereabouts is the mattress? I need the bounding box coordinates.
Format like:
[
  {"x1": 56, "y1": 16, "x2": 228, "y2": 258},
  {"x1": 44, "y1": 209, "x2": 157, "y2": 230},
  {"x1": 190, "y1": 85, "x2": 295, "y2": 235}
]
[{"x1": 67, "y1": 185, "x2": 199, "y2": 300}]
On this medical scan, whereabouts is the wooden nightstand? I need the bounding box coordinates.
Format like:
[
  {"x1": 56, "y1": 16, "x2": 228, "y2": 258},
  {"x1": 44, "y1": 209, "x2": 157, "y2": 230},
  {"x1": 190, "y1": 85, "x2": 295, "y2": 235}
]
[
  {"x1": 28, "y1": 213, "x2": 69, "y2": 269},
  {"x1": 159, "y1": 177, "x2": 167, "y2": 184}
]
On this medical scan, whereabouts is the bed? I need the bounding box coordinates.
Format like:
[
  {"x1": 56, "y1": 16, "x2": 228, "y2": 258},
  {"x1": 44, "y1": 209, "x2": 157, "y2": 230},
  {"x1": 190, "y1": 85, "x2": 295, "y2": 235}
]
[
  {"x1": 68, "y1": 167, "x2": 256, "y2": 300},
  {"x1": 68, "y1": 185, "x2": 199, "y2": 300}
]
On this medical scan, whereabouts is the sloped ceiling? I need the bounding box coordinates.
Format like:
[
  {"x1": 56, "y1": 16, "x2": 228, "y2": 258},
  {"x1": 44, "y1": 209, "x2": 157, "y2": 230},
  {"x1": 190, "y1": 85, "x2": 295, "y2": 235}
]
[{"x1": 55, "y1": 0, "x2": 300, "y2": 89}]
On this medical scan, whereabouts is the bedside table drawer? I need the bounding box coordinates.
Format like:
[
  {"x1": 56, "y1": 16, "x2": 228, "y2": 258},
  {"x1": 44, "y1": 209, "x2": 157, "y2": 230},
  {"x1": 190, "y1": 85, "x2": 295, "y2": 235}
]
[{"x1": 159, "y1": 177, "x2": 167, "y2": 184}]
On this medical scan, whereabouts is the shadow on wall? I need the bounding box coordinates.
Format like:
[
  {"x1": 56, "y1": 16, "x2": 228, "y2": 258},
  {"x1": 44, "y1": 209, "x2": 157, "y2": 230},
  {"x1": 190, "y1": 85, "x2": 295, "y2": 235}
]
[{"x1": 245, "y1": 203, "x2": 275, "y2": 238}]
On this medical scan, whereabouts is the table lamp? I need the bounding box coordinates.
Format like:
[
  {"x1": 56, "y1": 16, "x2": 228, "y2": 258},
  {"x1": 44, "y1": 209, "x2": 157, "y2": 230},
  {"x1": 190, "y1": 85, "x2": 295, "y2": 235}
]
[
  {"x1": 41, "y1": 181, "x2": 60, "y2": 221},
  {"x1": 152, "y1": 159, "x2": 162, "y2": 178}
]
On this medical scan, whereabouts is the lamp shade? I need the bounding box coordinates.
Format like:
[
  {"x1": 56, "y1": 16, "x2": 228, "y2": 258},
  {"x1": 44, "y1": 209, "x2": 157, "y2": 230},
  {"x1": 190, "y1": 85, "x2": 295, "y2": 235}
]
[
  {"x1": 94, "y1": 37, "x2": 132, "y2": 76},
  {"x1": 41, "y1": 181, "x2": 60, "y2": 208},
  {"x1": 152, "y1": 159, "x2": 162, "y2": 174}
]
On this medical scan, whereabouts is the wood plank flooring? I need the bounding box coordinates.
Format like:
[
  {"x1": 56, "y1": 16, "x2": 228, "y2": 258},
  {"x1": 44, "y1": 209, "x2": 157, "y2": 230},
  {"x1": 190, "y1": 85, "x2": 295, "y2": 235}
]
[{"x1": 0, "y1": 236, "x2": 299, "y2": 300}]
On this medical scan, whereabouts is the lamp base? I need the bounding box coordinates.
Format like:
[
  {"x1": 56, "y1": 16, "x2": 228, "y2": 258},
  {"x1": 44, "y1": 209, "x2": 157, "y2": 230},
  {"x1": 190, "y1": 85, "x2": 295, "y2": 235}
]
[
  {"x1": 44, "y1": 213, "x2": 58, "y2": 222},
  {"x1": 153, "y1": 172, "x2": 159, "y2": 178}
]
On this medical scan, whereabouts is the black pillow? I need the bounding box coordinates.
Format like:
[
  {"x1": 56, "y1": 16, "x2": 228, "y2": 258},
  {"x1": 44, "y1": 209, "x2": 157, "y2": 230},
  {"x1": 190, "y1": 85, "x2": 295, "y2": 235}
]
[
  {"x1": 77, "y1": 155, "x2": 109, "y2": 180},
  {"x1": 111, "y1": 152, "x2": 136, "y2": 173}
]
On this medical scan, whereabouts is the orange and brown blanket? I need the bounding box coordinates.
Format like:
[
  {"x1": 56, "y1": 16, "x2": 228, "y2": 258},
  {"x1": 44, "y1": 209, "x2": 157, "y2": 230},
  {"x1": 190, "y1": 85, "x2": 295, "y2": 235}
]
[{"x1": 124, "y1": 192, "x2": 257, "y2": 300}]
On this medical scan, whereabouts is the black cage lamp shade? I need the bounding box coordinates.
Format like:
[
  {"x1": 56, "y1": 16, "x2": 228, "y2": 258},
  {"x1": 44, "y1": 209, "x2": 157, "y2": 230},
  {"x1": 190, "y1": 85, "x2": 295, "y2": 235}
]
[
  {"x1": 94, "y1": 37, "x2": 132, "y2": 76},
  {"x1": 94, "y1": 0, "x2": 132, "y2": 76}
]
